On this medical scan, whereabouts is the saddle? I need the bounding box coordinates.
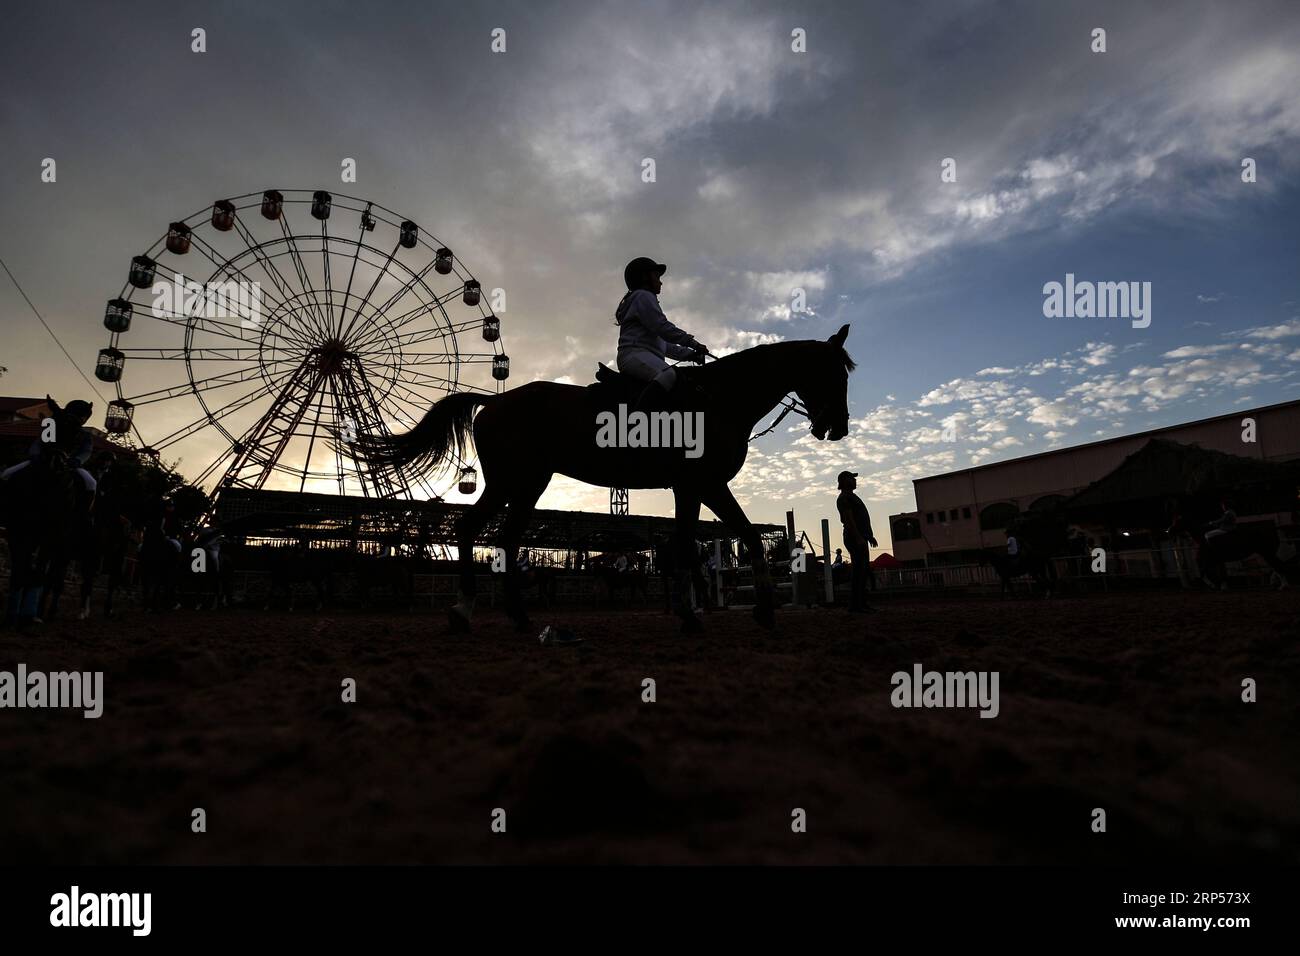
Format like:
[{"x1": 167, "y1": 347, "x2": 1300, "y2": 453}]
[
  {"x1": 588, "y1": 363, "x2": 706, "y2": 409},
  {"x1": 590, "y1": 363, "x2": 645, "y2": 405}
]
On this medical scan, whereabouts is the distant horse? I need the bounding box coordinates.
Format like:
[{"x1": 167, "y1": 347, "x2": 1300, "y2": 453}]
[
  {"x1": 595, "y1": 565, "x2": 650, "y2": 605},
  {"x1": 354, "y1": 329, "x2": 853, "y2": 634},
  {"x1": 1195, "y1": 523, "x2": 1291, "y2": 590},
  {"x1": 983, "y1": 548, "x2": 1056, "y2": 597},
  {"x1": 138, "y1": 522, "x2": 184, "y2": 611},
  {"x1": 519, "y1": 565, "x2": 560, "y2": 610},
  {"x1": 265, "y1": 542, "x2": 332, "y2": 610},
  {"x1": 354, "y1": 550, "x2": 416, "y2": 610}
]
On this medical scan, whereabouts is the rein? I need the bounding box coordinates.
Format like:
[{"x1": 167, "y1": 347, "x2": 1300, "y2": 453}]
[{"x1": 749, "y1": 397, "x2": 809, "y2": 442}]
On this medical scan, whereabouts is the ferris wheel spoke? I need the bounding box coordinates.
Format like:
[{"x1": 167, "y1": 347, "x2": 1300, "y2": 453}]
[
  {"x1": 226, "y1": 216, "x2": 326, "y2": 344},
  {"x1": 336, "y1": 242, "x2": 402, "y2": 345},
  {"x1": 183, "y1": 231, "x2": 311, "y2": 341},
  {"x1": 230, "y1": 214, "x2": 331, "y2": 346},
  {"x1": 354, "y1": 258, "x2": 445, "y2": 331},
  {"x1": 122, "y1": 362, "x2": 285, "y2": 406},
  {"x1": 186, "y1": 228, "x2": 297, "y2": 315},
  {"x1": 135, "y1": 304, "x2": 266, "y2": 346},
  {"x1": 320, "y1": 220, "x2": 336, "y2": 331},
  {"x1": 367, "y1": 321, "x2": 466, "y2": 352},
  {"x1": 277, "y1": 218, "x2": 333, "y2": 339},
  {"x1": 347, "y1": 280, "x2": 458, "y2": 355},
  {"x1": 148, "y1": 370, "x2": 294, "y2": 450},
  {"x1": 387, "y1": 369, "x2": 460, "y2": 395},
  {"x1": 393, "y1": 351, "x2": 498, "y2": 365},
  {"x1": 351, "y1": 306, "x2": 462, "y2": 355},
  {"x1": 117, "y1": 347, "x2": 266, "y2": 362}
]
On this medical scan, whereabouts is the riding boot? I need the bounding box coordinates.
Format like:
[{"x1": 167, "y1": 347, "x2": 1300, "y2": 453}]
[{"x1": 632, "y1": 380, "x2": 670, "y2": 415}]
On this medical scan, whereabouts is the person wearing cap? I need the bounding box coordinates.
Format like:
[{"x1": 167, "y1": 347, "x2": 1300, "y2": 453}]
[
  {"x1": 614, "y1": 257, "x2": 708, "y2": 412},
  {"x1": 836, "y1": 471, "x2": 877, "y2": 613},
  {"x1": 0, "y1": 395, "x2": 98, "y2": 493}
]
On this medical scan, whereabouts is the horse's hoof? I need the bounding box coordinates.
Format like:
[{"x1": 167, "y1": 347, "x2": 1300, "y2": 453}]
[
  {"x1": 752, "y1": 604, "x2": 775, "y2": 630},
  {"x1": 447, "y1": 606, "x2": 472, "y2": 633}
]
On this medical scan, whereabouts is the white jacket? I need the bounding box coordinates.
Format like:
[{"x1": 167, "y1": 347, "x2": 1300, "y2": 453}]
[{"x1": 615, "y1": 290, "x2": 700, "y2": 360}]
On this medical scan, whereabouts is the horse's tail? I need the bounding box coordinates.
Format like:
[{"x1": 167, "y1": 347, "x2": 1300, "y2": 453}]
[{"x1": 352, "y1": 392, "x2": 496, "y2": 478}]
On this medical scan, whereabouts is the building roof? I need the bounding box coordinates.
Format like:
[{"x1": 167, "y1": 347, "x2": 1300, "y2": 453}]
[
  {"x1": 0, "y1": 396, "x2": 47, "y2": 417},
  {"x1": 912, "y1": 398, "x2": 1300, "y2": 484}
]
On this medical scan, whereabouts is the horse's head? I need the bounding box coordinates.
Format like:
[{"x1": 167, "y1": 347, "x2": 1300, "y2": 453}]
[{"x1": 796, "y1": 325, "x2": 854, "y2": 441}]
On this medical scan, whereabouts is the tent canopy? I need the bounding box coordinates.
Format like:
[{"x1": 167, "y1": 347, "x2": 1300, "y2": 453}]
[{"x1": 1064, "y1": 438, "x2": 1300, "y2": 525}]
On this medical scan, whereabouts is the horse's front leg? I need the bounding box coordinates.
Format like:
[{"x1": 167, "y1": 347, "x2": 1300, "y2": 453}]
[{"x1": 699, "y1": 485, "x2": 774, "y2": 630}]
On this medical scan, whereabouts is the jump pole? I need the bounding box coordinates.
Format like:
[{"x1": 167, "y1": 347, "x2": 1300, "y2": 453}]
[
  {"x1": 821, "y1": 518, "x2": 834, "y2": 605},
  {"x1": 786, "y1": 509, "x2": 798, "y2": 606},
  {"x1": 713, "y1": 538, "x2": 723, "y2": 607}
]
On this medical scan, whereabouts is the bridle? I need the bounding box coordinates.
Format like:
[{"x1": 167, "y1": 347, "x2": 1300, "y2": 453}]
[{"x1": 687, "y1": 349, "x2": 813, "y2": 443}]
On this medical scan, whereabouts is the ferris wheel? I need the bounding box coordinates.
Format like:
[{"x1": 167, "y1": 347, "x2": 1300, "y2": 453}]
[{"x1": 93, "y1": 189, "x2": 508, "y2": 503}]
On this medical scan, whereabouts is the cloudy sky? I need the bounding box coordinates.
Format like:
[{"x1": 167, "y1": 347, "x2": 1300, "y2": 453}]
[{"x1": 2, "y1": 0, "x2": 1299, "y2": 554}]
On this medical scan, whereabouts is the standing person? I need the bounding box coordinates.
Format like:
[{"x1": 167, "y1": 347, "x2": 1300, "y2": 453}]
[
  {"x1": 836, "y1": 471, "x2": 877, "y2": 613},
  {"x1": 613, "y1": 257, "x2": 709, "y2": 412}
]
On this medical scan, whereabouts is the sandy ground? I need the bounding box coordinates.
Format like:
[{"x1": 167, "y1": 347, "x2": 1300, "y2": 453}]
[{"x1": 1, "y1": 589, "x2": 1297, "y2": 864}]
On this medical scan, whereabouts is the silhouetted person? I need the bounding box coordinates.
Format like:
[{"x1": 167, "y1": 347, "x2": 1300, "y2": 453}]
[
  {"x1": 614, "y1": 257, "x2": 708, "y2": 412},
  {"x1": 836, "y1": 471, "x2": 877, "y2": 613},
  {"x1": 1205, "y1": 498, "x2": 1237, "y2": 540}
]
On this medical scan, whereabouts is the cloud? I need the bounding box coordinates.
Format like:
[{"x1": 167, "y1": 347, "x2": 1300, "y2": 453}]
[{"x1": 1232, "y1": 318, "x2": 1300, "y2": 340}]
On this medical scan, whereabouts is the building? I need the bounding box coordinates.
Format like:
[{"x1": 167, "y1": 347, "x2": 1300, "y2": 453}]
[{"x1": 888, "y1": 399, "x2": 1300, "y2": 566}]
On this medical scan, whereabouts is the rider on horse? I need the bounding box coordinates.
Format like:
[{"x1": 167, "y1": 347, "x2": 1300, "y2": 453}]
[
  {"x1": 0, "y1": 397, "x2": 98, "y2": 496},
  {"x1": 614, "y1": 257, "x2": 710, "y2": 412}
]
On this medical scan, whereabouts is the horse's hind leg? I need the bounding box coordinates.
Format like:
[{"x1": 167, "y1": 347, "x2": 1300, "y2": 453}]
[
  {"x1": 450, "y1": 482, "x2": 508, "y2": 631},
  {"x1": 500, "y1": 477, "x2": 550, "y2": 632}
]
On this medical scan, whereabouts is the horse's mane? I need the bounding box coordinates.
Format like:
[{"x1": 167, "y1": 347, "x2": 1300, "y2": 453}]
[{"x1": 706, "y1": 338, "x2": 856, "y2": 373}]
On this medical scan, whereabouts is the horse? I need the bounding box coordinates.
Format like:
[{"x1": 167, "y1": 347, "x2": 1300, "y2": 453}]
[
  {"x1": 175, "y1": 526, "x2": 234, "y2": 610},
  {"x1": 354, "y1": 328, "x2": 854, "y2": 634},
  {"x1": 1194, "y1": 522, "x2": 1291, "y2": 590},
  {"x1": 983, "y1": 547, "x2": 1057, "y2": 597},
  {"x1": 137, "y1": 512, "x2": 187, "y2": 612},
  {"x1": 1, "y1": 447, "x2": 83, "y2": 626},
  {"x1": 592, "y1": 561, "x2": 650, "y2": 605},
  {"x1": 72, "y1": 456, "x2": 132, "y2": 619}
]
